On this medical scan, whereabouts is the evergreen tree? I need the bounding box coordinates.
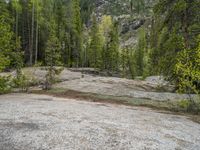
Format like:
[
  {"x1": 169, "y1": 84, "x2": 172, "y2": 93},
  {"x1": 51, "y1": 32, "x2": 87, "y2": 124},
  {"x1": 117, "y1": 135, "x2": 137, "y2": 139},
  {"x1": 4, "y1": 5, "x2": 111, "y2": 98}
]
[
  {"x1": 71, "y1": 0, "x2": 83, "y2": 67},
  {"x1": 135, "y1": 27, "x2": 146, "y2": 76},
  {"x1": 89, "y1": 15, "x2": 103, "y2": 68},
  {"x1": 175, "y1": 36, "x2": 200, "y2": 112},
  {"x1": 150, "y1": 0, "x2": 200, "y2": 79},
  {"x1": 45, "y1": 28, "x2": 62, "y2": 68},
  {"x1": 44, "y1": 26, "x2": 61, "y2": 90},
  {"x1": 99, "y1": 16, "x2": 120, "y2": 72},
  {"x1": 0, "y1": 11, "x2": 14, "y2": 71},
  {"x1": 106, "y1": 22, "x2": 120, "y2": 72},
  {"x1": 80, "y1": 0, "x2": 94, "y2": 26},
  {"x1": 154, "y1": 0, "x2": 200, "y2": 48},
  {"x1": 121, "y1": 47, "x2": 136, "y2": 79}
]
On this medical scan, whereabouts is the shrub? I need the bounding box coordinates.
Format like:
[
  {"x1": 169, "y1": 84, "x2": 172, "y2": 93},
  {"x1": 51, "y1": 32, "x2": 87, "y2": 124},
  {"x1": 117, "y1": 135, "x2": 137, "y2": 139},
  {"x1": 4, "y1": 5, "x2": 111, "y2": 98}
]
[
  {"x1": 13, "y1": 73, "x2": 29, "y2": 92},
  {"x1": 0, "y1": 76, "x2": 12, "y2": 94},
  {"x1": 178, "y1": 100, "x2": 190, "y2": 110},
  {"x1": 178, "y1": 99, "x2": 200, "y2": 114},
  {"x1": 44, "y1": 67, "x2": 64, "y2": 90},
  {"x1": 33, "y1": 61, "x2": 43, "y2": 67}
]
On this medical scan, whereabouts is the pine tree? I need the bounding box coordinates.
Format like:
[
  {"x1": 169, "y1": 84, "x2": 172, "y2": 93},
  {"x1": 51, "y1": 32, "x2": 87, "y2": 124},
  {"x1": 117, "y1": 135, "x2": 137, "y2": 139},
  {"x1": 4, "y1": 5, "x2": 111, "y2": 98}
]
[
  {"x1": 0, "y1": 12, "x2": 14, "y2": 71},
  {"x1": 71, "y1": 0, "x2": 83, "y2": 67},
  {"x1": 89, "y1": 15, "x2": 103, "y2": 68},
  {"x1": 175, "y1": 36, "x2": 200, "y2": 112},
  {"x1": 12, "y1": 0, "x2": 22, "y2": 40},
  {"x1": 135, "y1": 27, "x2": 146, "y2": 76},
  {"x1": 149, "y1": 0, "x2": 200, "y2": 80},
  {"x1": 106, "y1": 22, "x2": 120, "y2": 72},
  {"x1": 154, "y1": 0, "x2": 200, "y2": 48},
  {"x1": 44, "y1": 25, "x2": 61, "y2": 90},
  {"x1": 121, "y1": 47, "x2": 136, "y2": 79}
]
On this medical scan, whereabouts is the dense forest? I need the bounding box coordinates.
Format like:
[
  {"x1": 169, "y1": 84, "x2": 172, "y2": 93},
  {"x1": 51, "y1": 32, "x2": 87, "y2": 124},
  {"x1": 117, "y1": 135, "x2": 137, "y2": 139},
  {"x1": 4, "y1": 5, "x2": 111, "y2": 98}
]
[{"x1": 0, "y1": 0, "x2": 200, "y2": 95}]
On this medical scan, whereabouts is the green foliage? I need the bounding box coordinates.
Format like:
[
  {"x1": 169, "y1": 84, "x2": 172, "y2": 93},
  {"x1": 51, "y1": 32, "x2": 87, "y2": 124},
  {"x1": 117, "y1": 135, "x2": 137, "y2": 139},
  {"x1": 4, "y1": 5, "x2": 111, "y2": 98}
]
[
  {"x1": 44, "y1": 69, "x2": 55, "y2": 90},
  {"x1": 88, "y1": 15, "x2": 120, "y2": 73},
  {"x1": 44, "y1": 28, "x2": 62, "y2": 90},
  {"x1": 121, "y1": 47, "x2": 136, "y2": 79},
  {"x1": 0, "y1": 0, "x2": 200, "y2": 93},
  {"x1": 0, "y1": 14, "x2": 14, "y2": 71},
  {"x1": 175, "y1": 36, "x2": 200, "y2": 113},
  {"x1": 178, "y1": 99, "x2": 200, "y2": 114},
  {"x1": 33, "y1": 61, "x2": 43, "y2": 67},
  {"x1": 45, "y1": 31, "x2": 62, "y2": 67},
  {"x1": 11, "y1": 37, "x2": 24, "y2": 71},
  {"x1": 0, "y1": 54, "x2": 10, "y2": 72},
  {"x1": 175, "y1": 36, "x2": 200, "y2": 94},
  {"x1": 104, "y1": 22, "x2": 120, "y2": 72},
  {"x1": 71, "y1": 0, "x2": 83, "y2": 67},
  {"x1": 147, "y1": 0, "x2": 200, "y2": 94},
  {"x1": 135, "y1": 27, "x2": 146, "y2": 76},
  {"x1": 0, "y1": 4, "x2": 23, "y2": 71},
  {"x1": 1, "y1": 0, "x2": 153, "y2": 77},
  {"x1": 44, "y1": 67, "x2": 63, "y2": 90},
  {"x1": 131, "y1": 0, "x2": 146, "y2": 14},
  {"x1": 148, "y1": 0, "x2": 200, "y2": 112},
  {"x1": 99, "y1": 15, "x2": 113, "y2": 44},
  {"x1": 13, "y1": 73, "x2": 29, "y2": 92},
  {"x1": 88, "y1": 15, "x2": 103, "y2": 68},
  {"x1": 159, "y1": 31, "x2": 184, "y2": 78},
  {"x1": 80, "y1": 0, "x2": 94, "y2": 25},
  {"x1": 178, "y1": 100, "x2": 190, "y2": 110},
  {"x1": 0, "y1": 76, "x2": 12, "y2": 94}
]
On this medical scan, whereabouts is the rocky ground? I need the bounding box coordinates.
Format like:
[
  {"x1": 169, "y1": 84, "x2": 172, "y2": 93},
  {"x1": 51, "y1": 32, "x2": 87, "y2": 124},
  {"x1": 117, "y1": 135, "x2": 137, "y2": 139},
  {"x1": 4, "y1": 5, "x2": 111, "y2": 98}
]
[
  {"x1": 26, "y1": 67, "x2": 196, "y2": 101},
  {"x1": 0, "y1": 93, "x2": 200, "y2": 150},
  {"x1": 1, "y1": 67, "x2": 196, "y2": 101}
]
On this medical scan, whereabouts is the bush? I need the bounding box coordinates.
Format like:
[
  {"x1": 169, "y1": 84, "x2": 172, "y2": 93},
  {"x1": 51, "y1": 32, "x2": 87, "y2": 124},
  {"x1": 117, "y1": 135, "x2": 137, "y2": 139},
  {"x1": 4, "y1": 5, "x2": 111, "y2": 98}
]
[
  {"x1": 13, "y1": 73, "x2": 29, "y2": 92},
  {"x1": 187, "y1": 99, "x2": 200, "y2": 114},
  {"x1": 44, "y1": 67, "x2": 64, "y2": 90},
  {"x1": 178, "y1": 100, "x2": 190, "y2": 110},
  {"x1": 178, "y1": 99, "x2": 200, "y2": 114},
  {"x1": 33, "y1": 61, "x2": 43, "y2": 67},
  {"x1": 0, "y1": 76, "x2": 12, "y2": 94}
]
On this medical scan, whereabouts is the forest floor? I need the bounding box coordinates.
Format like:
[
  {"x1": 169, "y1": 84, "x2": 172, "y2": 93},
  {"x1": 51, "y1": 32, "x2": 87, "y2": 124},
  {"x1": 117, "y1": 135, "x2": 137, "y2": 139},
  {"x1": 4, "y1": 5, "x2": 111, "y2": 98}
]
[{"x1": 0, "y1": 93, "x2": 200, "y2": 150}]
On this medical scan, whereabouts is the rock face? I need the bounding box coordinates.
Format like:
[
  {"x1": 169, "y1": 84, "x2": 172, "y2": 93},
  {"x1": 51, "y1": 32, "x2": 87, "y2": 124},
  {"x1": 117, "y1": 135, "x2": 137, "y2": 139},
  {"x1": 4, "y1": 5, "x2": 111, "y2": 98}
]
[
  {"x1": 94, "y1": 0, "x2": 156, "y2": 47},
  {"x1": 121, "y1": 19, "x2": 146, "y2": 34}
]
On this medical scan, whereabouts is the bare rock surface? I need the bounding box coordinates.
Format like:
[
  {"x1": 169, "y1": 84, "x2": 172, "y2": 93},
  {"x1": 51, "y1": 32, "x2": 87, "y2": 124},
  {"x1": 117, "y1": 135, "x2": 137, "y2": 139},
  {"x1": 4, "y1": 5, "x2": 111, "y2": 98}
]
[
  {"x1": 0, "y1": 93, "x2": 200, "y2": 150},
  {"x1": 0, "y1": 67, "x2": 197, "y2": 101},
  {"x1": 55, "y1": 69, "x2": 195, "y2": 101}
]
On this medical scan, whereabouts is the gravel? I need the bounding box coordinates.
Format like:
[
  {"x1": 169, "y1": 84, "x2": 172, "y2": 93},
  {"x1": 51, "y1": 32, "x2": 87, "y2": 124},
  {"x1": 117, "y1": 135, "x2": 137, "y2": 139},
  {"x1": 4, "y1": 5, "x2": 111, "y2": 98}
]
[{"x1": 0, "y1": 93, "x2": 200, "y2": 150}]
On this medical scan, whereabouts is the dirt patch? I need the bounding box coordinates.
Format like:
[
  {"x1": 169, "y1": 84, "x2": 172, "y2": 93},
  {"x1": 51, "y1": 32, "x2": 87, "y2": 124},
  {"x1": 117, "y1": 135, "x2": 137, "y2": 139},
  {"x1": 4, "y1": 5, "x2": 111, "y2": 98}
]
[
  {"x1": 36, "y1": 98, "x2": 53, "y2": 101},
  {"x1": 32, "y1": 90, "x2": 130, "y2": 106}
]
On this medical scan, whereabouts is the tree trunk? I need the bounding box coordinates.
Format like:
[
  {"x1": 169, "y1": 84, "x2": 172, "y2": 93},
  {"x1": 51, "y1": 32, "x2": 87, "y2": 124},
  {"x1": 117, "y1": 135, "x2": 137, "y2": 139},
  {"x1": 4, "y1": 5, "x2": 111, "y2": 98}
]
[
  {"x1": 35, "y1": 2, "x2": 38, "y2": 64},
  {"x1": 30, "y1": 2, "x2": 35, "y2": 66},
  {"x1": 182, "y1": 5, "x2": 189, "y2": 49},
  {"x1": 16, "y1": 10, "x2": 18, "y2": 41}
]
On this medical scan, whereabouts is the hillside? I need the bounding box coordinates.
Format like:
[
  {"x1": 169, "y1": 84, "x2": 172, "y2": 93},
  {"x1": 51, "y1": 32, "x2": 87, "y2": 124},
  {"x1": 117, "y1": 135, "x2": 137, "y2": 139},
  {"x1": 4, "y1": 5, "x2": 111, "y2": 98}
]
[{"x1": 93, "y1": 0, "x2": 156, "y2": 47}]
